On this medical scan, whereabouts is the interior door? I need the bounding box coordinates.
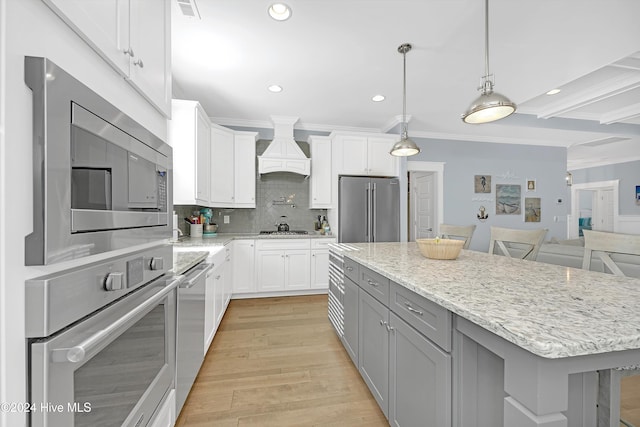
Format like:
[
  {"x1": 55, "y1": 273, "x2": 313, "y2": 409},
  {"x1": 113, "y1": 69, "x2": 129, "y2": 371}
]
[{"x1": 410, "y1": 172, "x2": 435, "y2": 241}]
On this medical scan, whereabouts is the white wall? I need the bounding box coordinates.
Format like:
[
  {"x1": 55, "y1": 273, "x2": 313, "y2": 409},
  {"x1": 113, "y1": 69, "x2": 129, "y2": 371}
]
[{"x1": 0, "y1": 1, "x2": 167, "y2": 425}]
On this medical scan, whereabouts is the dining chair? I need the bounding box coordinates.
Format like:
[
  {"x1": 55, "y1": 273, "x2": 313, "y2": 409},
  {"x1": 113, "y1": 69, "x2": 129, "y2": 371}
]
[
  {"x1": 582, "y1": 230, "x2": 640, "y2": 427},
  {"x1": 488, "y1": 226, "x2": 548, "y2": 261},
  {"x1": 439, "y1": 224, "x2": 476, "y2": 249}
]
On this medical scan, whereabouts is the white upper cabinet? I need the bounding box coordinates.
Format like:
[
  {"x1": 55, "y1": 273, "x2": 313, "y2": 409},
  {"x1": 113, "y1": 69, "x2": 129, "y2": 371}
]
[
  {"x1": 171, "y1": 100, "x2": 211, "y2": 206},
  {"x1": 210, "y1": 125, "x2": 235, "y2": 206},
  {"x1": 41, "y1": 0, "x2": 171, "y2": 116},
  {"x1": 308, "y1": 135, "x2": 332, "y2": 208},
  {"x1": 233, "y1": 132, "x2": 258, "y2": 208},
  {"x1": 128, "y1": 0, "x2": 171, "y2": 116},
  {"x1": 333, "y1": 133, "x2": 399, "y2": 177},
  {"x1": 211, "y1": 128, "x2": 258, "y2": 208}
]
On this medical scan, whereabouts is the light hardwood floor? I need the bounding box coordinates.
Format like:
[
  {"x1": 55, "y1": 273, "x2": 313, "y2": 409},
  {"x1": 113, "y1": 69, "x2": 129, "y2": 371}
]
[
  {"x1": 621, "y1": 375, "x2": 640, "y2": 426},
  {"x1": 176, "y1": 294, "x2": 640, "y2": 427},
  {"x1": 175, "y1": 295, "x2": 387, "y2": 426}
]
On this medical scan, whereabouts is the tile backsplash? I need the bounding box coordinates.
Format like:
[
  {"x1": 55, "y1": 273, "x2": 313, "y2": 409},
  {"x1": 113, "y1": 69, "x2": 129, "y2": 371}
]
[{"x1": 175, "y1": 139, "x2": 327, "y2": 235}]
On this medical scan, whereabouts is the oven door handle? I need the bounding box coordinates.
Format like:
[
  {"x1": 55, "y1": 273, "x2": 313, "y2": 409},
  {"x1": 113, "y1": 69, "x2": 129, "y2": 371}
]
[{"x1": 51, "y1": 275, "x2": 184, "y2": 364}]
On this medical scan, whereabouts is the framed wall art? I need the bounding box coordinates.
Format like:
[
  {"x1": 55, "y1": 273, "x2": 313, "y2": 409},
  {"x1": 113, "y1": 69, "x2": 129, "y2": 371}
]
[
  {"x1": 496, "y1": 184, "x2": 521, "y2": 215},
  {"x1": 636, "y1": 185, "x2": 640, "y2": 205},
  {"x1": 526, "y1": 179, "x2": 536, "y2": 192},
  {"x1": 474, "y1": 175, "x2": 491, "y2": 193},
  {"x1": 524, "y1": 197, "x2": 541, "y2": 222}
]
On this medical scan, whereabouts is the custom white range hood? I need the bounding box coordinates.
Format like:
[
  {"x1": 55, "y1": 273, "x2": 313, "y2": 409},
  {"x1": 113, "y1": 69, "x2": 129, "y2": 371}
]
[{"x1": 258, "y1": 116, "x2": 310, "y2": 176}]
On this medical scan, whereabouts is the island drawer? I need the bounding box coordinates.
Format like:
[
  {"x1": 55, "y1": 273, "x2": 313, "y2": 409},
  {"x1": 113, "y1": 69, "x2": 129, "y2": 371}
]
[
  {"x1": 390, "y1": 282, "x2": 451, "y2": 351},
  {"x1": 359, "y1": 265, "x2": 390, "y2": 306},
  {"x1": 344, "y1": 257, "x2": 359, "y2": 283}
]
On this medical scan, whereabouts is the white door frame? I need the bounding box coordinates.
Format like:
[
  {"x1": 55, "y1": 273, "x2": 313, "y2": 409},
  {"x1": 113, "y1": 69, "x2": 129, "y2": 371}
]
[
  {"x1": 407, "y1": 161, "x2": 445, "y2": 239},
  {"x1": 570, "y1": 179, "x2": 619, "y2": 238}
]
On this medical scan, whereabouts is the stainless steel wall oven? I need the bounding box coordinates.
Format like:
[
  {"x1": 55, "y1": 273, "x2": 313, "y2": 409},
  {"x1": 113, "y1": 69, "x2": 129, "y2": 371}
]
[
  {"x1": 24, "y1": 56, "x2": 173, "y2": 265},
  {"x1": 26, "y1": 245, "x2": 181, "y2": 427}
]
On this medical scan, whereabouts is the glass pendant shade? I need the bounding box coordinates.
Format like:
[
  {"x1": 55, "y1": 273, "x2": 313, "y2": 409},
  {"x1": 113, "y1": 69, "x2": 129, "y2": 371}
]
[{"x1": 390, "y1": 132, "x2": 420, "y2": 157}]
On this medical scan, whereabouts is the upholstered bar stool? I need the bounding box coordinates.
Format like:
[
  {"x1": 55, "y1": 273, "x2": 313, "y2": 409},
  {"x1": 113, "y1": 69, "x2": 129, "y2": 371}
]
[
  {"x1": 582, "y1": 230, "x2": 640, "y2": 427},
  {"x1": 439, "y1": 224, "x2": 476, "y2": 249},
  {"x1": 488, "y1": 226, "x2": 548, "y2": 261}
]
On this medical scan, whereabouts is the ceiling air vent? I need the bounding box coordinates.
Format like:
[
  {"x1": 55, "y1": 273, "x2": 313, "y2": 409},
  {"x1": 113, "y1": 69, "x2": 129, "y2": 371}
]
[
  {"x1": 580, "y1": 136, "x2": 631, "y2": 147},
  {"x1": 177, "y1": 0, "x2": 201, "y2": 19}
]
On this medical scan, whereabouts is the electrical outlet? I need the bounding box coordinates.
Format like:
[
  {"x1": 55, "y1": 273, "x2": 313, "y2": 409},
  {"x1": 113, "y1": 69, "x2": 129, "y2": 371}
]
[{"x1": 224, "y1": 215, "x2": 230, "y2": 224}]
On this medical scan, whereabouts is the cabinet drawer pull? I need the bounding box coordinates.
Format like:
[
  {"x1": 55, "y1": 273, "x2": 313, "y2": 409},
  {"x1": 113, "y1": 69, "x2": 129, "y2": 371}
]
[
  {"x1": 345, "y1": 266, "x2": 353, "y2": 271},
  {"x1": 367, "y1": 279, "x2": 379, "y2": 287},
  {"x1": 404, "y1": 302, "x2": 423, "y2": 316},
  {"x1": 385, "y1": 323, "x2": 395, "y2": 333}
]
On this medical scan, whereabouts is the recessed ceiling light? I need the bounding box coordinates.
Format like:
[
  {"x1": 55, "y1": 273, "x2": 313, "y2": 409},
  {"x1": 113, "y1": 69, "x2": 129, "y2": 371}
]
[
  {"x1": 268, "y1": 85, "x2": 283, "y2": 93},
  {"x1": 546, "y1": 88, "x2": 561, "y2": 95},
  {"x1": 268, "y1": 3, "x2": 291, "y2": 21},
  {"x1": 372, "y1": 95, "x2": 385, "y2": 102}
]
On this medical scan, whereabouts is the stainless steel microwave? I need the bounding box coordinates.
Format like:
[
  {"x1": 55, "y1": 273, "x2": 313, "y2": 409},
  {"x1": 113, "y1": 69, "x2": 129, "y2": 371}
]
[{"x1": 24, "y1": 57, "x2": 173, "y2": 265}]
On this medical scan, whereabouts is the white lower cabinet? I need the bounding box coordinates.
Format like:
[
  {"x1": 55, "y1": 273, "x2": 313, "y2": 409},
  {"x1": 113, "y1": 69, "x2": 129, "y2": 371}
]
[
  {"x1": 310, "y1": 238, "x2": 335, "y2": 289},
  {"x1": 255, "y1": 239, "x2": 311, "y2": 292},
  {"x1": 232, "y1": 240, "x2": 256, "y2": 294},
  {"x1": 204, "y1": 248, "x2": 226, "y2": 354}
]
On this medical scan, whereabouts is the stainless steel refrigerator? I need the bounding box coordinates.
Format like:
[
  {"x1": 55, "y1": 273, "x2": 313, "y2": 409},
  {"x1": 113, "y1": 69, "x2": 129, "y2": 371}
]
[{"x1": 338, "y1": 176, "x2": 400, "y2": 243}]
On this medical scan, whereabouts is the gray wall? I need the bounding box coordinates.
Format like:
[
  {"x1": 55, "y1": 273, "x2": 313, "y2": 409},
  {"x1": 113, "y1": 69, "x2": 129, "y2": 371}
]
[
  {"x1": 570, "y1": 160, "x2": 640, "y2": 215},
  {"x1": 410, "y1": 137, "x2": 569, "y2": 252}
]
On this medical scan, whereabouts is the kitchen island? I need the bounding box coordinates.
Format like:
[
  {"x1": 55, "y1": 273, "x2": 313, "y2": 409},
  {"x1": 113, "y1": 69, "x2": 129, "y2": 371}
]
[{"x1": 336, "y1": 242, "x2": 640, "y2": 427}]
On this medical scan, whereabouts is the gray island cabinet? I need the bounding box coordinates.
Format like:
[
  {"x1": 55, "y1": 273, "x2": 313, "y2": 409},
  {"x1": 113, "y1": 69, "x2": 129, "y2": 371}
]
[{"x1": 335, "y1": 242, "x2": 640, "y2": 427}]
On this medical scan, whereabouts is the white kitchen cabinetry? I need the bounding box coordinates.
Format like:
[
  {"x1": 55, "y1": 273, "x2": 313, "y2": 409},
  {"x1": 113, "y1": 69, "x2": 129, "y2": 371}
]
[
  {"x1": 308, "y1": 135, "x2": 332, "y2": 208},
  {"x1": 310, "y1": 238, "x2": 336, "y2": 289},
  {"x1": 211, "y1": 128, "x2": 258, "y2": 208},
  {"x1": 210, "y1": 125, "x2": 235, "y2": 206},
  {"x1": 255, "y1": 239, "x2": 311, "y2": 292},
  {"x1": 333, "y1": 133, "x2": 399, "y2": 177},
  {"x1": 233, "y1": 132, "x2": 258, "y2": 207},
  {"x1": 204, "y1": 248, "x2": 226, "y2": 353},
  {"x1": 171, "y1": 100, "x2": 211, "y2": 206},
  {"x1": 42, "y1": 0, "x2": 171, "y2": 116},
  {"x1": 232, "y1": 240, "x2": 256, "y2": 294}
]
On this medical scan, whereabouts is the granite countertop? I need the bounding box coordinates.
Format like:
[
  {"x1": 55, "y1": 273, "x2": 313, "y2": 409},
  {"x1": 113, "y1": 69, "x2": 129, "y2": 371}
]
[
  {"x1": 171, "y1": 250, "x2": 209, "y2": 275},
  {"x1": 342, "y1": 242, "x2": 640, "y2": 359},
  {"x1": 171, "y1": 232, "x2": 336, "y2": 248}
]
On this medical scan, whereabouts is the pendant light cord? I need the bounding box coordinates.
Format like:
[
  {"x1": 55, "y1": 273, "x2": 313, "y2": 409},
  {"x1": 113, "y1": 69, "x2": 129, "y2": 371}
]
[
  {"x1": 402, "y1": 48, "x2": 407, "y2": 136},
  {"x1": 484, "y1": 0, "x2": 489, "y2": 79}
]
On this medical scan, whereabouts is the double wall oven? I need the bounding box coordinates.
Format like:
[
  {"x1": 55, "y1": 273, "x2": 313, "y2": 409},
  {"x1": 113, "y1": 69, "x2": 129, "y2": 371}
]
[{"x1": 24, "y1": 57, "x2": 178, "y2": 427}]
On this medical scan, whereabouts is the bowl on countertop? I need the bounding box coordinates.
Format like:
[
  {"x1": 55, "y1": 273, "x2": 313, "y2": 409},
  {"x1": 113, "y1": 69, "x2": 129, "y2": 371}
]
[{"x1": 416, "y1": 238, "x2": 464, "y2": 260}]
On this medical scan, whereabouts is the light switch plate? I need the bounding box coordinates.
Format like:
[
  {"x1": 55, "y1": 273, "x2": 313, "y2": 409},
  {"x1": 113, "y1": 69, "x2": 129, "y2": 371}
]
[{"x1": 224, "y1": 215, "x2": 230, "y2": 224}]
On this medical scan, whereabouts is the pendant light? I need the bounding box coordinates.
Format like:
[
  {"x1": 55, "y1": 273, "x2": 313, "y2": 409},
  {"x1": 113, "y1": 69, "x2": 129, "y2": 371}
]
[
  {"x1": 461, "y1": 0, "x2": 516, "y2": 124},
  {"x1": 390, "y1": 43, "x2": 420, "y2": 157}
]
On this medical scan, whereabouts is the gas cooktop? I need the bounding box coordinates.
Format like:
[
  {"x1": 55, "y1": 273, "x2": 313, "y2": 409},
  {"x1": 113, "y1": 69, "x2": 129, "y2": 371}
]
[{"x1": 259, "y1": 230, "x2": 309, "y2": 235}]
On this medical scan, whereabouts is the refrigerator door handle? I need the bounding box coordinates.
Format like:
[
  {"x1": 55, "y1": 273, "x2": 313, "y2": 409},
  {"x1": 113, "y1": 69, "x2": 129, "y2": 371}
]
[
  {"x1": 371, "y1": 182, "x2": 376, "y2": 242},
  {"x1": 365, "y1": 183, "x2": 370, "y2": 242}
]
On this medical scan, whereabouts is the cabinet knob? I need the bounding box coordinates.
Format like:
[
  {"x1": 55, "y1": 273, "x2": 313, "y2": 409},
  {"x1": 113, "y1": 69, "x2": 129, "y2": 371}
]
[
  {"x1": 123, "y1": 47, "x2": 135, "y2": 57},
  {"x1": 133, "y1": 58, "x2": 144, "y2": 68}
]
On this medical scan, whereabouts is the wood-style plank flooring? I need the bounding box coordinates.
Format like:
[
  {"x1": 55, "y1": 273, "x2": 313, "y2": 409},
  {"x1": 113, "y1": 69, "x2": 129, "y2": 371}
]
[
  {"x1": 621, "y1": 375, "x2": 640, "y2": 426},
  {"x1": 176, "y1": 294, "x2": 640, "y2": 427},
  {"x1": 175, "y1": 295, "x2": 387, "y2": 426}
]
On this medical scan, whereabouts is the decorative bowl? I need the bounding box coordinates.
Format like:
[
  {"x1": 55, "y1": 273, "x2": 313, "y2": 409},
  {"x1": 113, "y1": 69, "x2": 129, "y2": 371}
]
[{"x1": 416, "y1": 238, "x2": 464, "y2": 260}]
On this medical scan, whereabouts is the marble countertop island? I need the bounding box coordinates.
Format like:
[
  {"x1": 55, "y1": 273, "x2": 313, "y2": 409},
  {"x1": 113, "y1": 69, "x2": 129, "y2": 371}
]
[{"x1": 343, "y1": 242, "x2": 640, "y2": 359}]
